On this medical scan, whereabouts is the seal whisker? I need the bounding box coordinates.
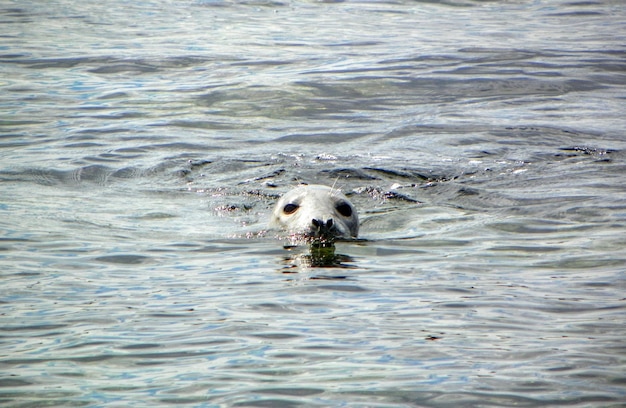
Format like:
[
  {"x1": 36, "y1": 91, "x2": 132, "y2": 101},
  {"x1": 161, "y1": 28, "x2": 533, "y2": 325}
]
[{"x1": 330, "y1": 176, "x2": 340, "y2": 196}]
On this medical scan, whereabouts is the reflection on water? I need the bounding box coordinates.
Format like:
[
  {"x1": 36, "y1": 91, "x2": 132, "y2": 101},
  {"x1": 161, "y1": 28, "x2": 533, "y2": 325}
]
[
  {"x1": 279, "y1": 241, "x2": 358, "y2": 270},
  {"x1": 1, "y1": 0, "x2": 626, "y2": 406}
]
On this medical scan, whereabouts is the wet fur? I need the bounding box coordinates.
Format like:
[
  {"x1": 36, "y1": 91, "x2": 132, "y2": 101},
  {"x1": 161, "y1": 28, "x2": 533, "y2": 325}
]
[{"x1": 270, "y1": 185, "x2": 359, "y2": 241}]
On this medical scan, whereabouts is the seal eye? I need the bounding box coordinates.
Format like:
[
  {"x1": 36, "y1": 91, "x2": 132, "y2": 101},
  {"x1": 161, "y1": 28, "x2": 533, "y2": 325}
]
[
  {"x1": 336, "y1": 202, "x2": 353, "y2": 217},
  {"x1": 283, "y1": 203, "x2": 299, "y2": 215}
]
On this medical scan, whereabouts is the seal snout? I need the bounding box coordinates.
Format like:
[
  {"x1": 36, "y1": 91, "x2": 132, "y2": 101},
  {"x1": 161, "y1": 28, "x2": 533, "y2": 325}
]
[
  {"x1": 312, "y1": 218, "x2": 333, "y2": 229},
  {"x1": 311, "y1": 218, "x2": 336, "y2": 238}
]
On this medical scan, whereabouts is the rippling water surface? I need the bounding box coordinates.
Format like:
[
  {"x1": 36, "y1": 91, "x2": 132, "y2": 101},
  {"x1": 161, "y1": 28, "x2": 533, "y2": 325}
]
[{"x1": 2, "y1": 0, "x2": 625, "y2": 406}]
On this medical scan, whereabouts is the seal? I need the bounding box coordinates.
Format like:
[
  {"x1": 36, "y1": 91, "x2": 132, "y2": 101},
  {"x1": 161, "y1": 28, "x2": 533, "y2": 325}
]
[{"x1": 270, "y1": 184, "x2": 359, "y2": 241}]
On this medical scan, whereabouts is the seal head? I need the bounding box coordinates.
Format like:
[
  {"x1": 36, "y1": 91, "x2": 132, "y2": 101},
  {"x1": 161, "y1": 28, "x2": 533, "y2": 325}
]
[{"x1": 270, "y1": 184, "x2": 359, "y2": 242}]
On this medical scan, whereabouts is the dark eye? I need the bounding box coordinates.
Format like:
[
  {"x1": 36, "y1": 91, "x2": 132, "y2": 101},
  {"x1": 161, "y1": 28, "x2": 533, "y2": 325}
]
[
  {"x1": 336, "y1": 202, "x2": 353, "y2": 217},
  {"x1": 283, "y1": 203, "x2": 299, "y2": 214}
]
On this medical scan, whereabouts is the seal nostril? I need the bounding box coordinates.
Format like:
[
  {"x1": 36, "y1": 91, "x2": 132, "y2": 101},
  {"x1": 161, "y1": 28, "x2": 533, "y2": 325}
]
[{"x1": 312, "y1": 219, "x2": 334, "y2": 230}]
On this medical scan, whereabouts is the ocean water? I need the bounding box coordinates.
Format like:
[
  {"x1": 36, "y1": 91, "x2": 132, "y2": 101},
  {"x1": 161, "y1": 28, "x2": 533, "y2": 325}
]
[{"x1": 1, "y1": 0, "x2": 625, "y2": 406}]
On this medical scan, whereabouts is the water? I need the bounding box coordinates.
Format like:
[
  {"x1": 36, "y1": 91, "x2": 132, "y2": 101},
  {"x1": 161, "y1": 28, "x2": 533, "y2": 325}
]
[{"x1": 1, "y1": 0, "x2": 625, "y2": 406}]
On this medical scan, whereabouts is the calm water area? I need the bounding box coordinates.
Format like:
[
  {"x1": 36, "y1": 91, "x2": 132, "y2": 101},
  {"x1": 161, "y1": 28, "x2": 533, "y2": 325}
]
[{"x1": 1, "y1": 0, "x2": 625, "y2": 406}]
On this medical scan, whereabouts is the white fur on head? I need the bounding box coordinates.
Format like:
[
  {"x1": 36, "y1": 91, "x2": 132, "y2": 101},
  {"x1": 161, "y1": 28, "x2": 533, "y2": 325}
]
[{"x1": 270, "y1": 184, "x2": 359, "y2": 240}]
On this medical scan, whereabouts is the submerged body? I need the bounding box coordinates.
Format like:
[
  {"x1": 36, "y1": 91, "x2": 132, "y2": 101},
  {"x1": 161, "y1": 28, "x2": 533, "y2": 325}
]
[{"x1": 270, "y1": 184, "x2": 359, "y2": 242}]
